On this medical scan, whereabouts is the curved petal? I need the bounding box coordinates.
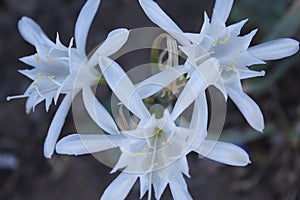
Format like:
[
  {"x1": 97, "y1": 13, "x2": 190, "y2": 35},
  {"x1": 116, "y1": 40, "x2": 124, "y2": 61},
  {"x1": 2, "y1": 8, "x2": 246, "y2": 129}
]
[
  {"x1": 136, "y1": 65, "x2": 187, "y2": 99},
  {"x1": 226, "y1": 79, "x2": 264, "y2": 132},
  {"x1": 98, "y1": 56, "x2": 150, "y2": 120},
  {"x1": 248, "y1": 38, "x2": 299, "y2": 61},
  {"x1": 194, "y1": 140, "x2": 251, "y2": 166},
  {"x1": 212, "y1": 0, "x2": 234, "y2": 24},
  {"x1": 82, "y1": 86, "x2": 120, "y2": 135},
  {"x1": 88, "y1": 29, "x2": 129, "y2": 66},
  {"x1": 100, "y1": 172, "x2": 138, "y2": 200},
  {"x1": 56, "y1": 134, "x2": 121, "y2": 155},
  {"x1": 44, "y1": 93, "x2": 72, "y2": 158},
  {"x1": 75, "y1": 0, "x2": 101, "y2": 56},
  {"x1": 189, "y1": 92, "x2": 208, "y2": 142},
  {"x1": 18, "y1": 17, "x2": 53, "y2": 48},
  {"x1": 139, "y1": 0, "x2": 190, "y2": 46}
]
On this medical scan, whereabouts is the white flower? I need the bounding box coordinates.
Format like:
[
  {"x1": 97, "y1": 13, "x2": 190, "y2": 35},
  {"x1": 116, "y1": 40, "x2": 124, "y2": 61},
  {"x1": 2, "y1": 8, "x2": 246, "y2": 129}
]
[
  {"x1": 56, "y1": 57, "x2": 251, "y2": 200},
  {"x1": 7, "y1": 0, "x2": 129, "y2": 158},
  {"x1": 139, "y1": 0, "x2": 299, "y2": 132}
]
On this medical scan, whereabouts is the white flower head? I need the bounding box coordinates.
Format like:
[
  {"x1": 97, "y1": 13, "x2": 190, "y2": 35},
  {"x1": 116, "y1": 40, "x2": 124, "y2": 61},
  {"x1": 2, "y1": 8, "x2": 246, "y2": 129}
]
[
  {"x1": 139, "y1": 0, "x2": 299, "y2": 132},
  {"x1": 56, "y1": 57, "x2": 251, "y2": 200},
  {"x1": 7, "y1": 0, "x2": 129, "y2": 158}
]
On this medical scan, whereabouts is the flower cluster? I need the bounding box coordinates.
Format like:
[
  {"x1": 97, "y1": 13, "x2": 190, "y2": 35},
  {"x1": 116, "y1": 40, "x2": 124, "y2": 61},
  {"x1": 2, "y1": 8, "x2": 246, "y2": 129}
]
[{"x1": 8, "y1": 0, "x2": 299, "y2": 199}]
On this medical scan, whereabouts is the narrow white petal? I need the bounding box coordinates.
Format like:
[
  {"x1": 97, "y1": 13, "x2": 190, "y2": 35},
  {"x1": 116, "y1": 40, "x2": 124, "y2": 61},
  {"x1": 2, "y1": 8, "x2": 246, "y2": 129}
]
[
  {"x1": 88, "y1": 29, "x2": 129, "y2": 66},
  {"x1": 139, "y1": 174, "x2": 150, "y2": 199},
  {"x1": 248, "y1": 38, "x2": 299, "y2": 60},
  {"x1": 226, "y1": 79, "x2": 264, "y2": 132},
  {"x1": 183, "y1": 33, "x2": 204, "y2": 44},
  {"x1": 26, "y1": 95, "x2": 44, "y2": 113},
  {"x1": 190, "y1": 92, "x2": 207, "y2": 132},
  {"x1": 212, "y1": 0, "x2": 234, "y2": 24},
  {"x1": 98, "y1": 57, "x2": 150, "y2": 120},
  {"x1": 171, "y1": 72, "x2": 205, "y2": 120},
  {"x1": 212, "y1": 76, "x2": 228, "y2": 100},
  {"x1": 171, "y1": 58, "x2": 219, "y2": 120},
  {"x1": 45, "y1": 96, "x2": 53, "y2": 112},
  {"x1": 56, "y1": 134, "x2": 121, "y2": 155},
  {"x1": 139, "y1": 0, "x2": 190, "y2": 46},
  {"x1": 44, "y1": 93, "x2": 72, "y2": 158},
  {"x1": 136, "y1": 65, "x2": 187, "y2": 99},
  {"x1": 75, "y1": 0, "x2": 101, "y2": 56},
  {"x1": 200, "y1": 12, "x2": 210, "y2": 35},
  {"x1": 100, "y1": 172, "x2": 138, "y2": 200},
  {"x1": 82, "y1": 86, "x2": 120, "y2": 135},
  {"x1": 169, "y1": 179, "x2": 193, "y2": 200},
  {"x1": 18, "y1": 17, "x2": 53, "y2": 47},
  {"x1": 194, "y1": 140, "x2": 251, "y2": 166},
  {"x1": 227, "y1": 19, "x2": 248, "y2": 36},
  {"x1": 153, "y1": 174, "x2": 168, "y2": 200},
  {"x1": 238, "y1": 67, "x2": 266, "y2": 80}
]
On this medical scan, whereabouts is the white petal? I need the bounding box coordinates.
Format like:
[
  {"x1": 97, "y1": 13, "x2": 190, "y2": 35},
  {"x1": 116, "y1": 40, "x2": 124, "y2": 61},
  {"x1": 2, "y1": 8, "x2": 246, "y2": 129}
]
[
  {"x1": 212, "y1": 76, "x2": 228, "y2": 100},
  {"x1": 200, "y1": 12, "x2": 210, "y2": 35},
  {"x1": 238, "y1": 67, "x2": 265, "y2": 80},
  {"x1": 190, "y1": 92, "x2": 207, "y2": 132},
  {"x1": 136, "y1": 65, "x2": 187, "y2": 99},
  {"x1": 248, "y1": 38, "x2": 299, "y2": 61},
  {"x1": 212, "y1": 0, "x2": 234, "y2": 24},
  {"x1": 26, "y1": 94, "x2": 44, "y2": 113},
  {"x1": 139, "y1": 174, "x2": 150, "y2": 199},
  {"x1": 194, "y1": 140, "x2": 251, "y2": 166},
  {"x1": 98, "y1": 57, "x2": 150, "y2": 120},
  {"x1": 139, "y1": 0, "x2": 190, "y2": 46},
  {"x1": 88, "y1": 29, "x2": 129, "y2": 66},
  {"x1": 171, "y1": 73, "x2": 204, "y2": 120},
  {"x1": 18, "y1": 17, "x2": 53, "y2": 48},
  {"x1": 153, "y1": 174, "x2": 168, "y2": 200},
  {"x1": 226, "y1": 78, "x2": 264, "y2": 132},
  {"x1": 56, "y1": 134, "x2": 121, "y2": 155},
  {"x1": 171, "y1": 58, "x2": 219, "y2": 120},
  {"x1": 100, "y1": 172, "x2": 138, "y2": 200},
  {"x1": 169, "y1": 178, "x2": 193, "y2": 200},
  {"x1": 44, "y1": 93, "x2": 72, "y2": 158},
  {"x1": 82, "y1": 86, "x2": 120, "y2": 135},
  {"x1": 75, "y1": 0, "x2": 101, "y2": 56},
  {"x1": 183, "y1": 33, "x2": 204, "y2": 44},
  {"x1": 227, "y1": 19, "x2": 248, "y2": 36}
]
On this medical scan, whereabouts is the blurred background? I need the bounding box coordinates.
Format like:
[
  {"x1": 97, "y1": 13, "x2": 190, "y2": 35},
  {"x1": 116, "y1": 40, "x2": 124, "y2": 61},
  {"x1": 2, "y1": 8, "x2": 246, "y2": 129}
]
[{"x1": 0, "y1": 0, "x2": 299, "y2": 199}]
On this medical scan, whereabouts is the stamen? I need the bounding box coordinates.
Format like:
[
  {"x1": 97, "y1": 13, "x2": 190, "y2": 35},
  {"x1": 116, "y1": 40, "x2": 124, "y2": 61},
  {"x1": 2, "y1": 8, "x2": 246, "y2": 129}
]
[
  {"x1": 231, "y1": 62, "x2": 237, "y2": 71},
  {"x1": 219, "y1": 35, "x2": 231, "y2": 45},
  {"x1": 158, "y1": 172, "x2": 163, "y2": 179},
  {"x1": 161, "y1": 152, "x2": 172, "y2": 162},
  {"x1": 35, "y1": 54, "x2": 40, "y2": 62},
  {"x1": 144, "y1": 146, "x2": 156, "y2": 150},
  {"x1": 37, "y1": 73, "x2": 42, "y2": 82},
  {"x1": 147, "y1": 163, "x2": 158, "y2": 169},
  {"x1": 212, "y1": 37, "x2": 219, "y2": 46},
  {"x1": 162, "y1": 137, "x2": 174, "y2": 146},
  {"x1": 46, "y1": 56, "x2": 54, "y2": 62},
  {"x1": 43, "y1": 75, "x2": 55, "y2": 79},
  {"x1": 134, "y1": 152, "x2": 147, "y2": 158},
  {"x1": 219, "y1": 66, "x2": 229, "y2": 71}
]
